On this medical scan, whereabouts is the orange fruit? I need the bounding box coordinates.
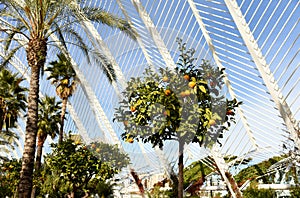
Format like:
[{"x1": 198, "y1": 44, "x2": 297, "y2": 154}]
[
  {"x1": 184, "y1": 74, "x2": 190, "y2": 81},
  {"x1": 165, "y1": 89, "x2": 171, "y2": 96},
  {"x1": 180, "y1": 91, "x2": 186, "y2": 97},
  {"x1": 226, "y1": 110, "x2": 234, "y2": 115},
  {"x1": 188, "y1": 81, "x2": 196, "y2": 88},
  {"x1": 130, "y1": 106, "x2": 136, "y2": 112},
  {"x1": 128, "y1": 138, "x2": 134, "y2": 143}
]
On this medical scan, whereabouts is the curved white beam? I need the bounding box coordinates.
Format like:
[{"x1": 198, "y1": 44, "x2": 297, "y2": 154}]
[
  {"x1": 131, "y1": 0, "x2": 176, "y2": 70},
  {"x1": 224, "y1": 0, "x2": 299, "y2": 149},
  {"x1": 187, "y1": 0, "x2": 258, "y2": 149}
]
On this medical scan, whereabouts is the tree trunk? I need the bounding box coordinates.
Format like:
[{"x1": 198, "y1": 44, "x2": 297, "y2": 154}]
[
  {"x1": 225, "y1": 171, "x2": 243, "y2": 198},
  {"x1": 35, "y1": 135, "x2": 46, "y2": 171},
  {"x1": 19, "y1": 37, "x2": 47, "y2": 198},
  {"x1": 59, "y1": 97, "x2": 67, "y2": 144},
  {"x1": 178, "y1": 139, "x2": 184, "y2": 198},
  {"x1": 130, "y1": 169, "x2": 145, "y2": 198},
  {"x1": 30, "y1": 134, "x2": 46, "y2": 198}
]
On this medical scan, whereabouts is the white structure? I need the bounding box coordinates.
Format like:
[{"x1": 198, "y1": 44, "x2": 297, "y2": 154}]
[{"x1": 1, "y1": 0, "x2": 299, "y2": 196}]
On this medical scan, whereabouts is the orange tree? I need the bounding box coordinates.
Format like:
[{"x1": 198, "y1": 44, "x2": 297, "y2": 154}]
[
  {"x1": 114, "y1": 39, "x2": 241, "y2": 198},
  {"x1": 38, "y1": 137, "x2": 129, "y2": 197},
  {"x1": 0, "y1": 159, "x2": 22, "y2": 197}
]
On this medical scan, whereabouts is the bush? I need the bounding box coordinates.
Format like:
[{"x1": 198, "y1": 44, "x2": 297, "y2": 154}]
[{"x1": 243, "y1": 187, "x2": 276, "y2": 198}]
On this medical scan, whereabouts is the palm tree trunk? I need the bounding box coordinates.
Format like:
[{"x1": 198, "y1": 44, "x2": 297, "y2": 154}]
[
  {"x1": 35, "y1": 135, "x2": 46, "y2": 171},
  {"x1": 30, "y1": 135, "x2": 46, "y2": 198},
  {"x1": 59, "y1": 97, "x2": 67, "y2": 144},
  {"x1": 178, "y1": 139, "x2": 184, "y2": 198},
  {"x1": 19, "y1": 37, "x2": 47, "y2": 198}
]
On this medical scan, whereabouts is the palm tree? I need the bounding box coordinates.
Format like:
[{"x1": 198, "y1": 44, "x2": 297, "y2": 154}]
[
  {"x1": 0, "y1": 69, "x2": 27, "y2": 156},
  {"x1": 45, "y1": 53, "x2": 77, "y2": 144},
  {"x1": 35, "y1": 96, "x2": 61, "y2": 171},
  {"x1": 0, "y1": 1, "x2": 136, "y2": 196},
  {"x1": 31, "y1": 95, "x2": 61, "y2": 198}
]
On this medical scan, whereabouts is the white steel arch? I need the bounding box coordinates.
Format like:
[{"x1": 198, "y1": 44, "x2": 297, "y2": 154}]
[{"x1": 1, "y1": 1, "x2": 299, "y2": 193}]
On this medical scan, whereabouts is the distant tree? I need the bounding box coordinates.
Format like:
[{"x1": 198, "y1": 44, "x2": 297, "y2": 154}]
[
  {"x1": 31, "y1": 96, "x2": 61, "y2": 197},
  {"x1": 0, "y1": 69, "x2": 27, "y2": 156},
  {"x1": 242, "y1": 182, "x2": 276, "y2": 198},
  {"x1": 46, "y1": 53, "x2": 78, "y2": 144},
  {"x1": 234, "y1": 155, "x2": 284, "y2": 186},
  {"x1": 35, "y1": 96, "x2": 61, "y2": 171},
  {"x1": 114, "y1": 39, "x2": 241, "y2": 198}
]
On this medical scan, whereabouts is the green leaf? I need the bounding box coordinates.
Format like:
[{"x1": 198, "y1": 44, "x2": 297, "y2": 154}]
[{"x1": 199, "y1": 85, "x2": 206, "y2": 93}]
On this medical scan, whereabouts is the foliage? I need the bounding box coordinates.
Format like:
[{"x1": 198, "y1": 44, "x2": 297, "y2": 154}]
[
  {"x1": 290, "y1": 187, "x2": 300, "y2": 198},
  {"x1": 242, "y1": 186, "x2": 276, "y2": 198},
  {"x1": 234, "y1": 155, "x2": 284, "y2": 186},
  {"x1": 46, "y1": 53, "x2": 78, "y2": 99},
  {"x1": 88, "y1": 141, "x2": 130, "y2": 172},
  {"x1": 38, "y1": 137, "x2": 121, "y2": 197},
  {"x1": 94, "y1": 180, "x2": 116, "y2": 198},
  {"x1": 115, "y1": 39, "x2": 241, "y2": 198},
  {"x1": 0, "y1": 69, "x2": 27, "y2": 152},
  {"x1": 37, "y1": 95, "x2": 61, "y2": 141},
  {"x1": 114, "y1": 39, "x2": 241, "y2": 148},
  {"x1": 0, "y1": 159, "x2": 21, "y2": 197},
  {"x1": 0, "y1": 0, "x2": 137, "y2": 195},
  {"x1": 184, "y1": 159, "x2": 213, "y2": 185}
]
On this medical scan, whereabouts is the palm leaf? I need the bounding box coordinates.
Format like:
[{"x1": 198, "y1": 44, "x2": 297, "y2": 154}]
[
  {"x1": 0, "y1": 0, "x2": 31, "y2": 31},
  {"x1": 0, "y1": 45, "x2": 23, "y2": 68},
  {"x1": 90, "y1": 50, "x2": 116, "y2": 83},
  {"x1": 82, "y1": 7, "x2": 138, "y2": 40},
  {"x1": 3, "y1": 23, "x2": 26, "y2": 51},
  {"x1": 52, "y1": 22, "x2": 68, "y2": 50},
  {"x1": 61, "y1": 27, "x2": 91, "y2": 63}
]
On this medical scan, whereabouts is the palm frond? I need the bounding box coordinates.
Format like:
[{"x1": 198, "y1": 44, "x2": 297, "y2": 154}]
[
  {"x1": 82, "y1": 7, "x2": 138, "y2": 40},
  {"x1": 90, "y1": 50, "x2": 116, "y2": 83},
  {"x1": 0, "y1": 45, "x2": 23, "y2": 68},
  {"x1": 1, "y1": 129, "x2": 19, "y2": 141},
  {"x1": 52, "y1": 22, "x2": 68, "y2": 50},
  {"x1": 0, "y1": 155, "x2": 9, "y2": 162},
  {"x1": 62, "y1": 27, "x2": 91, "y2": 63},
  {"x1": 0, "y1": 0, "x2": 31, "y2": 31},
  {"x1": 4, "y1": 24, "x2": 27, "y2": 51}
]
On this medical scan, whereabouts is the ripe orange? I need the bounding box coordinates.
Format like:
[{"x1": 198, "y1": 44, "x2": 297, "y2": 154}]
[
  {"x1": 130, "y1": 106, "x2": 136, "y2": 112},
  {"x1": 184, "y1": 74, "x2": 190, "y2": 81},
  {"x1": 210, "y1": 81, "x2": 216, "y2": 87},
  {"x1": 180, "y1": 91, "x2": 186, "y2": 97},
  {"x1": 188, "y1": 81, "x2": 196, "y2": 88},
  {"x1": 165, "y1": 89, "x2": 171, "y2": 96},
  {"x1": 128, "y1": 138, "x2": 134, "y2": 143}
]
